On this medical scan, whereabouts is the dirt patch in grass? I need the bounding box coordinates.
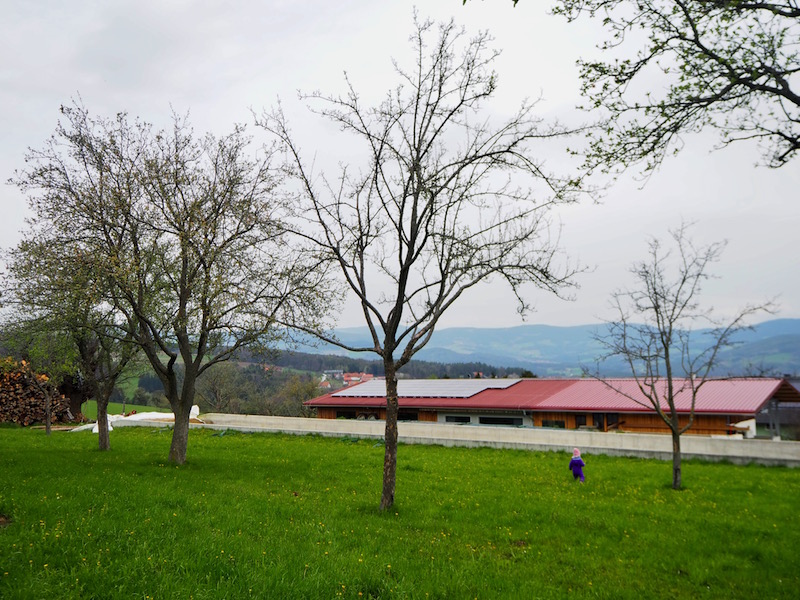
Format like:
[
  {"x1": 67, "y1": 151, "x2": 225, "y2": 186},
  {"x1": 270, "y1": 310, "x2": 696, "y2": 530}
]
[{"x1": 0, "y1": 514, "x2": 11, "y2": 527}]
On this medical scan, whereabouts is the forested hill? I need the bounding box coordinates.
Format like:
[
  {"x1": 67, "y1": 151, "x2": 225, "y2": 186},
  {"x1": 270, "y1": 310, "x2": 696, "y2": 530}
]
[
  {"x1": 282, "y1": 319, "x2": 800, "y2": 377},
  {"x1": 269, "y1": 351, "x2": 527, "y2": 380}
]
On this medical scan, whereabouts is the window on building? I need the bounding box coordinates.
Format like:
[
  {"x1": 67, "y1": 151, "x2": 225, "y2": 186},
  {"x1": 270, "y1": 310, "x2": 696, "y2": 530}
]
[
  {"x1": 607, "y1": 413, "x2": 620, "y2": 429},
  {"x1": 542, "y1": 419, "x2": 566, "y2": 429},
  {"x1": 593, "y1": 413, "x2": 605, "y2": 429},
  {"x1": 479, "y1": 416, "x2": 523, "y2": 426},
  {"x1": 336, "y1": 410, "x2": 356, "y2": 419},
  {"x1": 575, "y1": 414, "x2": 587, "y2": 428},
  {"x1": 445, "y1": 415, "x2": 471, "y2": 424},
  {"x1": 398, "y1": 410, "x2": 419, "y2": 421}
]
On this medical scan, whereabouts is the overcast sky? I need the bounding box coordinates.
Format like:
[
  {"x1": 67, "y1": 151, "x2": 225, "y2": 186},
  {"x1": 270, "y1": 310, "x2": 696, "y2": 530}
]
[{"x1": 2, "y1": 0, "x2": 797, "y2": 329}]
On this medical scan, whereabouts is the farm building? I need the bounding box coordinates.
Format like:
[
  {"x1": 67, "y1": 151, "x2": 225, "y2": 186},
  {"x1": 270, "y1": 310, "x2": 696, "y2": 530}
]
[{"x1": 304, "y1": 377, "x2": 800, "y2": 436}]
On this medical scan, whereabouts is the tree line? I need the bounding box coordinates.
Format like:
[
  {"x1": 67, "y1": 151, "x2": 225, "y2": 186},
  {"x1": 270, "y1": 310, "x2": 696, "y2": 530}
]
[
  {"x1": 264, "y1": 350, "x2": 533, "y2": 380},
  {"x1": 134, "y1": 362, "x2": 320, "y2": 418}
]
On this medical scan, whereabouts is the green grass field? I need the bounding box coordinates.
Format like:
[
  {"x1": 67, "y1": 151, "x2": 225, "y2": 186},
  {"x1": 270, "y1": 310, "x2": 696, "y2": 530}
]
[{"x1": 1, "y1": 427, "x2": 798, "y2": 599}]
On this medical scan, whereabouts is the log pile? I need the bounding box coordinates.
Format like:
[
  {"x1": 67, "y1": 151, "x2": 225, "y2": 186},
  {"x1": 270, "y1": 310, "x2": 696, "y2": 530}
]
[{"x1": 0, "y1": 357, "x2": 71, "y2": 426}]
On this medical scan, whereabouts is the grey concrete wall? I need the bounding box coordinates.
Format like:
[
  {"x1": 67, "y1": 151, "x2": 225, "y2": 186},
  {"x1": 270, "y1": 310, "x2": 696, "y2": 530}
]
[{"x1": 187, "y1": 413, "x2": 800, "y2": 467}]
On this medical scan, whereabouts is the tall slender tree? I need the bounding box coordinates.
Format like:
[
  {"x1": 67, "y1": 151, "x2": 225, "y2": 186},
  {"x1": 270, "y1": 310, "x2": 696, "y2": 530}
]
[{"x1": 261, "y1": 16, "x2": 591, "y2": 510}]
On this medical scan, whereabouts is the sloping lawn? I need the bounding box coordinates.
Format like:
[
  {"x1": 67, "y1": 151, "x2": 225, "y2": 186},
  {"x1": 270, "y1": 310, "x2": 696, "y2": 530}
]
[{"x1": 0, "y1": 426, "x2": 797, "y2": 598}]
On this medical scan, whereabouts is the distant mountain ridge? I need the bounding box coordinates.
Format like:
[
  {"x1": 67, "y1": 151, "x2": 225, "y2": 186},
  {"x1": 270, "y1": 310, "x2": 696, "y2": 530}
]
[{"x1": 292, "y1": 319, "x2": 800, "y2": 377}]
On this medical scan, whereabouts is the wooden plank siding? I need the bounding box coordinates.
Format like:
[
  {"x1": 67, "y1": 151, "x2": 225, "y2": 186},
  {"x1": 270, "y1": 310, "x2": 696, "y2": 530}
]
[
  {"x1": 317, "y1": 407, "x2": 387, "y2": 420},
  {"x1": 531, "y1": 412, "x2": 739, "y2": 435},
  {"x1": 531, "y1": 412, "x2": 579, "y2": 429},
  {"x1": 418, "y1": 410, "x2": 437, "y2": 422},
  {"x1": 618, "y1": 413, "x2": 741, "y2": 436},
  {"x1": 317, "y1": 407, "x2": 337, "y2": 420}
]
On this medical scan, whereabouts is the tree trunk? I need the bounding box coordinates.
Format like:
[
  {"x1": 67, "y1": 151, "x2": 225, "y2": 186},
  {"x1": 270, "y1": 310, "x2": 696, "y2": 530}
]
[
  {"x1": 379, "y1": 364, "x2": 399, "y2": 511},
  {"x1": 167, "y1": 370, "x2": 197, "y2": 465},
  {"x1": 97, "y1": 397, "x2": 110, "y2": 451},
  {"x1": 671, "y1": 429, "x2": 682, "y2": 490},
  {"x1": 44, "y1": 390, "x2": 52, "y2": 436},
  {"x1": 168, "y1": 400, "x2": 191, "y2": 464}
]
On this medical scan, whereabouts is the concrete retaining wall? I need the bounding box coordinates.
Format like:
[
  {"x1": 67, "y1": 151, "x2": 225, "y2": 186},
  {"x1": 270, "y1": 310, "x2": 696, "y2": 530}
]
[{"x1": 188, "y1": 413, "x2": 800, "y2": 467}]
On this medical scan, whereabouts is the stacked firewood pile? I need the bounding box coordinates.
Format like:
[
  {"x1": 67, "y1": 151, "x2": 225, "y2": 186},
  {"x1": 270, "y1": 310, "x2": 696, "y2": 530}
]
[{"x1": 0, "y1": 357, "x2": 71, "y2": 425}]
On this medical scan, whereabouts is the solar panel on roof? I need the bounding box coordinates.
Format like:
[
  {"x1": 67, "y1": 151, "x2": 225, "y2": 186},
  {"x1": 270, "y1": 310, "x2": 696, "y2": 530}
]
[{"x1": 331, "y1": 379, "x2": 520, "y2": 398}]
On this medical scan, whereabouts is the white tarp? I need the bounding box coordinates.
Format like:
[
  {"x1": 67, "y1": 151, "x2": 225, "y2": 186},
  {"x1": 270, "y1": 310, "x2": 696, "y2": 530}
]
[
  {"x1": 71, "y1": 405, "x2": 201, "y2": 432},
  {"x1": 731, "y1": 418, "x2": 757, "y2": 439}
]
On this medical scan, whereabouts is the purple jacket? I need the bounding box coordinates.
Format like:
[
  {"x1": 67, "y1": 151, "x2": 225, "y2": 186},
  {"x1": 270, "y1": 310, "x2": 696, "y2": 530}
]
[{"x1": 569, "y1": 457, "x2": 585, "y2": 477}]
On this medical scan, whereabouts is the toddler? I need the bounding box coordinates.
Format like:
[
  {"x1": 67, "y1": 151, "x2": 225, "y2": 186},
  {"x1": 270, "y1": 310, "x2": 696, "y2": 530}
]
[{"x1": 569, "y1": 447, "x2": 585, "y2": 483}]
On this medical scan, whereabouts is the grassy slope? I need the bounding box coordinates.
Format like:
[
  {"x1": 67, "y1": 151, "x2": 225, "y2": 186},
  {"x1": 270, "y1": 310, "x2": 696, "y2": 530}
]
[{"x1": 0, "y1": 427, "x2": 798, "y2": 599}]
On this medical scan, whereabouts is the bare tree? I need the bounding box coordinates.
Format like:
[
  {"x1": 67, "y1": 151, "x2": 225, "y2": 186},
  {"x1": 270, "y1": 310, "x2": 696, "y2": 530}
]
[
  {"x1": 594, "y1": 223, "x2": 773, "y2": 489},
  {"x1": 553, "y1": 0, "x2": 800, "y2": 172},
  {"x1": 260, "y1": 17, "x2": 590, "y2": 510},
  {"x1": 12, "y1": 102, "x2": 333, "y2": 464}
]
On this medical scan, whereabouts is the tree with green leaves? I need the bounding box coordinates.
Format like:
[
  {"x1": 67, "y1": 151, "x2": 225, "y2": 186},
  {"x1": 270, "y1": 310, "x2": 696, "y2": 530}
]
[
  {"x1": 260, "y1": 374, "x2": 320, "y2": 417},
  {"x1": 11, "y1": 102, "x2": 334, "y2": 463},
  {"x1": 553, "y1": 0, "x2": 800, "y2": 172},
  {"x1": 261, "y1": 16, "x2": 590, "y2": 510},
  {"x1": 594, "y1": 223, "x2": 772, "y2": 489},
  {"x1": 195, "y1": 361, "x2": 250, "y2": 414},
  {"x1": 2, "y1": 236, "x2": 138, "y2": 449}
]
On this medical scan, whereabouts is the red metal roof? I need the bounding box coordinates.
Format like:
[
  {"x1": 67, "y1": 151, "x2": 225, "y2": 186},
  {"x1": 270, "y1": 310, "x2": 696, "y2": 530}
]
[
  {"x1": 305, "y1": 378, "x2": 798, "y2": 415},
  {"x1": 535, "y1": 378, "x2": 788, "y2": 414}
]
